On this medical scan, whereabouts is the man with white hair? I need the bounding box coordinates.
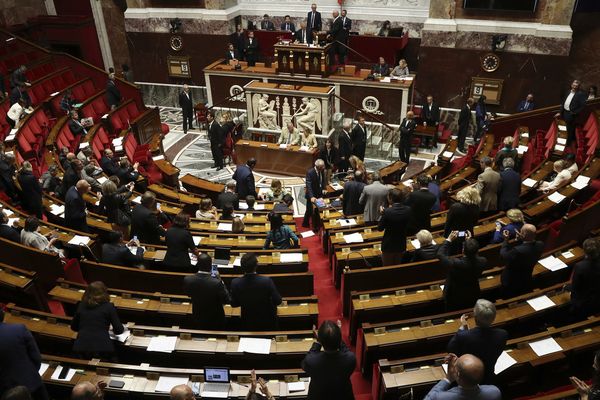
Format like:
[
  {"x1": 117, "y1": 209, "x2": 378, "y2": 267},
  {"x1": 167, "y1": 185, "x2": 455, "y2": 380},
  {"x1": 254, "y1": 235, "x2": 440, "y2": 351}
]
[
  {"x1": 65, "y1": 179, "x2": 91, "y2": 232},
  {"x1": 217, "y1": 179, "x2": 240, "y2": 210},
  {"x1": 303, "y1": 159, "x2": 326, "y2": 231},
  {"x1": 447, "y1": 299, "x2": 508, "y2": 384},
  {"x1": 179, "y1": 84, "x2": 194, "y2": 134}
]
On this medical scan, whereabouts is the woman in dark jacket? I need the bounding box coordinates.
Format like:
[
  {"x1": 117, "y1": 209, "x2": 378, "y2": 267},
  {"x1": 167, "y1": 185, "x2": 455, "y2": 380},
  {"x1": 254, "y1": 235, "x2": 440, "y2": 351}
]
[
  {"x1": 163, "y1": 212, "x2": 198, "y2": 272},
  {"x1": 99, "y1": 179, "x2": 133, "y2": 229},
  {"x1": 444, "y1": 186, "x2": 481, "y2": 254},
  {"x1": 570, "y1": 238, "x2": 600, "y2": 320},
  {"x1": 71, "y1": 281, "x2": 124, "y2": 360}
]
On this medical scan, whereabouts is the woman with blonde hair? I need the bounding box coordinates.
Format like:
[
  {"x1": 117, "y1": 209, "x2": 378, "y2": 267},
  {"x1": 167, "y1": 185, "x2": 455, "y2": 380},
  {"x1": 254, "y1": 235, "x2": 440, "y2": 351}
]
[
  {"x1": 348, "y1": 155, "x2": 366, "y2": 181},
  {"x1": 492, "y1": 208, "x2": 524, "y2": 243},
  {"x1": 71, "y1": 281, "x2": 124, "y2": 360},
  {"x1": 196, "y1": 198, "x2": 218, "y2": 220},
  {"x1": 444, "y1": 186, "x2": 481, "y2": 239},
  {"x1": 494, "y1": 136, "x2": 518, "y2": 171}
]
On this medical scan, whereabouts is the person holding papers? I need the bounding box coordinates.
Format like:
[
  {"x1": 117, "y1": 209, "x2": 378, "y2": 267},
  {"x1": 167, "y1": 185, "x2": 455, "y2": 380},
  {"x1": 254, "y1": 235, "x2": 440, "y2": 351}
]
[
  {"x1": 230, "y1": 253, "x2": 282, "y2": 331},
  {"x1": 164, "y1": 213, "x2": 199, "y2": 273},
  {"x1": 302, "y1": 159, "x2": 326, "y2": 231},
  {"x1": 569, "y1": 238, "x2": 600, "y2": 320},
  {"x1": 499, "y1": 224, "x2": 544, "y2": 299},
  {"x1": 302, "y1": 320, "x2": 356, "y2": 400},
  {"x1": 264, "y1": 213, "x2": 298, "y2": 250},
  {"x1": 378, "y1": 188, "x2": 411, "y2": 266},
  {"x1": 71, "y1": 281, "x2": 124, "y2": 360},
  {"x1": 447, "y1": 300, "x2": 508, "y2": 384}
]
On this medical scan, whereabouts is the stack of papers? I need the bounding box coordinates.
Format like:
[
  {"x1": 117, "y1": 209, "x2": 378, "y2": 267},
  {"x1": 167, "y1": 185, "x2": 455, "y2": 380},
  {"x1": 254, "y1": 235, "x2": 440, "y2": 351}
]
[
  {"x1": 442, "y1": 151, "x2": 454, "y2": 158},
  {"x1": 337, "y1": 218, "x2": 357, "y2": 227},
  {"x1": 49, "y1": 204, "x2": 65, "y2": 216},
  {"x1": 155, "y1": 376, "x2": 189, "y2": 393},
  {"x1": 522, "y1": 178, "x2": 537, "y2": 187},
  {"x1": 288, "y1": 381, "x2": 306, "y2": 392},
  {"x1": 517, "y1": 145, "x2": 529, "y2": 154},
  {"x1": 522, "y1": 132, "x2": 529, "y2": 138},
  {"x1": 238, "y1": 337, "x2": 271, "y2": 354},
  {"x1": 558, "y1": 125, "x2": 567, "y2": 132},
  {"x1": 217, "y1": 223, "x2": 232, "y2": 231},
  {"x1": 330, "y1": 182, "x2": 343, "y2": 191},
  {"x1": 299, "y1": 146, "x2": 310, "y2": 152},
  {"x1": 300, "y1": 230, "x2": 315, "y2": 238},
  {"x1": 529, "y1": 337, "x2": 563, "y2": 356},
  {"x1": 380, "y1": 77, "x2": 391, "y2": 83},
  {"x1": 526, "y1": 295, "x2": 556, "y2": 311},
  {"x1": 79, "y1": 142, "x2": 90, "y2": 149},
  {"x1": 554, "y1": 144, "x2": 565, "y2": 152},
  {"x1": 343, "y1": 232, "x2": 364, "y2": 244},
  {"x1": 410, "y1": 239, "x2": 435, "y2": 249},
  {"x1": 280, "y1": 253, "x2": 303, "y2": 263},
  {"x1": 7, "y1": 218, "x2": 19, "y2": 226},
  {"x1": 96, "y1": 176, "x2": 108, "y2": 184},
  {"x1": 112, "y1": 137, "x2": 123, "y2": 152},
  {"x1": 68, "y1": 235, "x2": 90, "y2": 246},
  {"x1": 538, "y1": 255, "x2": 568, "y2": 271},
  {"x1": 254, "y1": 204, "x2": 265, "y2": 210},
  {"x1": 109, "y1": 328, "x2": 131, "y2": 343},
  {"x1": 147, "y1": 336, "x2": 177, "y2": 353},
  {"x1": 557, "y1": 138, "x2": 567, "y2": 145},
  {"x1": 494, "y1": 351, "x2": 517, "y2": 375},
  {"x1": 548, "y1": 192, "x2": 566, "y2": 204},
  {"x1": 5, "y1": 128, "x2": 18, "y2": 141},
  {"x1": 571, "y1": 175, "x2": 590, "y2": 190}
]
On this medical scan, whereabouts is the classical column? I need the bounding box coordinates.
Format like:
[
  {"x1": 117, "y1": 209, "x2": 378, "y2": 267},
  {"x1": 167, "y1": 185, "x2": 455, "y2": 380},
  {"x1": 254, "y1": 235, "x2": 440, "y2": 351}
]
[{"x1": 90, "y1": 0, "x2": 114, "y2": 70}]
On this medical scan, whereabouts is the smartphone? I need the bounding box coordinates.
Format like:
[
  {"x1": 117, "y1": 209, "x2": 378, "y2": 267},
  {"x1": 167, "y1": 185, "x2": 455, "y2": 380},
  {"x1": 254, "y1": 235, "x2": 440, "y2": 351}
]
[
  {"x1": 211, "y1": 264, "x2": 219, "y2": 277},
  {"x1": 58, "y1": 367, "x2": 70, "y2": 379},
  {"x1": 458, "y1": 231, "x2": 466, "y2": 237},
  {"x1": 108, "y1": 380, "x2": 125, "y2": 389}
]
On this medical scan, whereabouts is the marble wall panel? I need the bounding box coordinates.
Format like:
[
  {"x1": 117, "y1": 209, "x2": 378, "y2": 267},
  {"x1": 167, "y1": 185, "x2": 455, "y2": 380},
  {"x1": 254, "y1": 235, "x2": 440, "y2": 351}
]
[
  {"x1": 125, "y1": 15, "x2": 234, "y2": 35},
  {"x1": 139, "y1": 83, "x2": 208, "y2": 108},
  {"x1": 0, "y1": 0, "x2": 46, "y2": 27}
]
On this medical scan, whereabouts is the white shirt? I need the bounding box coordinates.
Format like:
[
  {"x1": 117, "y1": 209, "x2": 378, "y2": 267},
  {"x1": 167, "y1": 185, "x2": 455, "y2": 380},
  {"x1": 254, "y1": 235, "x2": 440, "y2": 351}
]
[
  {"x1": 564, "y1": 91, "x2": 575, "y2": 111},
  {"x1": 7, "y1": 102, "x2": 23, "y2": 122}
]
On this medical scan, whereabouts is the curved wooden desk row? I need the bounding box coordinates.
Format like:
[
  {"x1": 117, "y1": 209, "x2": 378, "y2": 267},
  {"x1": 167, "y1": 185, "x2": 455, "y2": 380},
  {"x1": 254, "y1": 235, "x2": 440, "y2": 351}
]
[
  {"x1": 374, "y1": 316, "x2": 600, "y2": 400},
  {"x1": 5, "y1": 303, "x2": 315, "y2": 370},
  {"x1": 0, "y1": 262, "x2": 48, "y2": 311},
  {"x1": 39, "y1": 354, "x2": 309, "y2": 399},
  {"x1": 50, "y1": 279, "x2": 319, "y2": 331}
]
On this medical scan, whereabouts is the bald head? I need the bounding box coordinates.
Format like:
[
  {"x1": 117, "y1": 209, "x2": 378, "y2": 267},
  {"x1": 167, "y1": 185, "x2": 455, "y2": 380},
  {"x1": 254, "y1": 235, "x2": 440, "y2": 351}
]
[
  {"x1": 71, "y1": 381, "x2": 98, "y2": 400},
  {"x1": 456, "y1": 354, "x2": 485, "y2": 388},
  {"x1": 76, "y1": 179, "x2": 91, "y2": 193},
  {"x1": 520, "y1": 223, "x2": 536, "y2": 241},
  {"x1": 170, "y1": 384, "x2": 194, "y2": 400}
]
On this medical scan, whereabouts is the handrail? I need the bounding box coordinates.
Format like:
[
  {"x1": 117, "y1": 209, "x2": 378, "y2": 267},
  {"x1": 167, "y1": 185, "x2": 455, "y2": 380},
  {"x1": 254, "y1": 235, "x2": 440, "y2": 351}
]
[
  {"x1": 206, "y1": 90, "x2": 246, "y2": 110},
  {"x1": 332, "y1": 93, "x2": 396, "y2": 131}
]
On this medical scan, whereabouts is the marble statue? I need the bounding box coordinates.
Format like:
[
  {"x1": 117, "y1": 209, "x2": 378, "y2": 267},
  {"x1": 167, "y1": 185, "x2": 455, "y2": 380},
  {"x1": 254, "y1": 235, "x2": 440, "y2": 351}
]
[
  {"x1": 294, "y1": 97, "x2": 322, "y2": 134},
  {"x1": 252, "y1": 93, "x2": 279, "y2": 130}
]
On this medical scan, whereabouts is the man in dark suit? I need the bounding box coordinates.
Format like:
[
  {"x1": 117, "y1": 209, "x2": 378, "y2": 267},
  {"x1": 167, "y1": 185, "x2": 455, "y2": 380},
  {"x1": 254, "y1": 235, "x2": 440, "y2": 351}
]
[
  {"x1": 302, "y1": 320, "x2": 356, "y2": 400},
  {"x1": 569, "y1": 238, "x2": 600, "y2": 320},
  {"x1": 378, "y1": 188, "x2": 411, "y2": 266},
  {"x1": 225, "y1": 43, "x2": 240, "y2": 62},
  {"x1": 244, "y1": 31, "x2": 259, "y2": 66},
  {"x1": 0, "y1": 309, "x2": 48, "y2": 400},
  {"x1": 218, "y1": 180, "x2": 240, "y2": 210},
  {"x1": 101, "y1": 231, "x2": 144, "y2": 267},
  {"x1": 398, "y1": 110, "x2": 416, "y2": 163},
  {"x1": 555, "y1": 79, "x2": 588, "y2": 145},
  {"x1": 406, "y1": 174, "x2": 436, "y2": 235},
  {"x1": 207, "y1": 112, "x2": 224, "y2": 170},
  {"x1": 295, "y1": 22, "x2": 311, "y2": 44},
  {"x1": 0, "y1": 153, "x2": 18, "y2": 203},
  {"x1": 17, "y1": 161, "x2": 43, "y2": 218},
  {"x1": 342, "y1": 170, "x2": 365, "y2": 216},
  {"x1": 232, "y1": 24, "x2": 246, "y2": 60},
  {"x1": 106, "y1": 73, "x2": 121, "y2": 110},
  {"x1": 280, "y1": 15, "x2": 295, "y2": 32},
  {"x1": 260, "y1": 14, "x2": 275, "y2": 31},
  {"x1": 232, "y1": 158, "x2": 257, "y2": 198},
  {"x1": 178, "y1": 84, "x2": 194, "y2": 134},
  {"x1": 116, "y1": 158, "x2": 140, "y2": 186},
  {"x1": 68, "y1": 110, "x2": 90, "y2": 137},
  {"x1": 131, "y1": 191, "x2": 166, "y2": 245},
  {"x1": 307, "y1": 3, "x2": 322, "y2": 40},
  {"x1": 447, "y1": 299, "x2": 508, "y2": 385},
  {"x1": 100, "y1": 149, "x2": 119, "y2": 176},
  {"x1": 303, "y1": 159, "x2": 326, "y2": 231},
  {"x1": 351, "y1": 115, "x2": 367, "y2": 161},
  {"x1": 65, "y1": 180, "x2": 90, "y2": 233},
  {"x1": 457, "y1": 97, "x2": 474, "y2": 153},
  {"x1": 184, "y1": 253, "x2": 230, "y2": 330},
  {"x1": 516, "y1": 93, "x2": 535, "y2": 112},
  {"x1": 498, "y1": 157, "x2": 520, "y2": 211},
  {"x1": 328, "y1": 10, "x2": 344, "y2": 65},
  {"x1": 500, "y1": 224, "x2": 544, "y2": 298},
  {"x1": 422, "y1": 95, "x2": 441, "y2": 126},
  {"x1": 371, "y1": 57, "x2": 390, "y2": 76},
  {"x1": 0, "y1": 212, "x2": 21, "y2": 243},
  {"x1": 230, "y1": 253, "x2": 282, "y2": 331},
  {"x1": 338, "y1": 121, "x2": 353, "y2": 172}
]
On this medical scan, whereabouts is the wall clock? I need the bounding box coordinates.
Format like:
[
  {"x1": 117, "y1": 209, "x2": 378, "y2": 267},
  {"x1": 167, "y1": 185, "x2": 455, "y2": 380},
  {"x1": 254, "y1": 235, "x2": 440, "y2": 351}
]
[
  {"x1": 481, "y1": 53, "x2": 500, "y2": 72},
  {"x1": 170, "y1": 35, "x2": 183, "y2": 51}
]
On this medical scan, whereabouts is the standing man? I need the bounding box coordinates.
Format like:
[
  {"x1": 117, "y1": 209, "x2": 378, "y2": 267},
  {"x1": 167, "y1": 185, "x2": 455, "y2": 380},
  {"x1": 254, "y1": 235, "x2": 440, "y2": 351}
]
[
  {"x1": 65, "y1": 180, "x2": 90, "y2": 233},
  {"x1": 351, "y1": 115, "x2": 368, "y2": 161},
  {"x1": 359, "y1": 172, "x2": 391, "y2": 223},
  {"x1": 244, "y1": 31, "x2": 259, "y2": 66},
  {"x1": 207, "y1": 112, "x2": 224, "y2": 170},
  {"x1": 260, "y1": 14, "x2": 275, "y2": 31},
  {"x1": 476, "y1": 156, "x2": 501, "y2": 215},
  {"x1": 338, "y1": 121, "x2": 353, "y2": 172},
  {"x1": 295, "y1": 22, "x2": 310, "y2": 44},
  {"x1": 131, "y1": 191, "x2": 167, "y2": 245},
  {"x1": 405, "y1": 174, "x2": 437, "y2": 235},
  {"x1": 106, "y1": 73, "x2": 121, "y2": 111},
  {"x1": 232, "y1": 158, "x2": 257, "y2": 198},
  {"x1": 328, "y1": 10, "x2": 343, "y2": 65},
  {"x1": 302, "y1": 320, "x2": 356, "y2": 400},
  {"x1": 281, "y1": 15, "x2": 295, "y2": 32},
  {"x1": 398, "y1": 110, "x2": 416, "y2": 164},
  {"x1": 457, "y1": 97, "x2": 474, "y2": 154},
  {"x1": 555, "y1": 79, "x2": 587, "y2": 145},
  {"x1": 342, "y1": 171, "x2": 366, "y2": 216},
  {"x1": 340, "y1": 10, "x2": 352, "y2": 63},
  {"x1": 307, "y1": 3, "x2": 322, "y2": 41},
  {"x1": 183, "y1": 253, "x2": 230, "y2": 330},
  {"x1": 422, "y1": 95, "x2": 441, "y2": 127},
  {"x1": 230, "y1": 253, "x2": 282, "y2": 331},
  {"x1": 378, "y1": 188, "x2": 411, "y2": 266},
  {"x1": 500, "y1": 224, "x2": 544, "y2": 298},
  {"x1": 303, "y1": 159, "x2": 326, "y2": 231},
  {"x1": 232, "y1": 24, "x2": 246, "y2": 60},
  {"x1": 179, "y1": 84, "x2": 194, "y2": 134},
  {"x1": 498, "y1": 158, "x2": 520, "y2": 211}
]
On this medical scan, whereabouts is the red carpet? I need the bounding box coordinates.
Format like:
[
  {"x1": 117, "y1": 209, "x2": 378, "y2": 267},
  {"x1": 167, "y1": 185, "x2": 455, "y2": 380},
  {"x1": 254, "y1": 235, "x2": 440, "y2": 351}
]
[{"x1": 297, "y1": 218, "x2": 373, "y2": 400}]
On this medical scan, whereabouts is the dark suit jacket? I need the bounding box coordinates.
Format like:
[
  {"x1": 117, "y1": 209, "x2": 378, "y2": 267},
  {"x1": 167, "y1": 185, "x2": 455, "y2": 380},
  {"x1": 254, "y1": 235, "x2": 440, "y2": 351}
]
[
  {"x1": 217, "y1": 191, "x2": 240, "y2": 210},
  {"x1": 178, "y1": 91, "x2": 193, "y2": 115},
  {"x1": 570, "y1": 257, "x2": 600, "y2": 318},
  {"x1": 0, "y1": 322, "x2": 43, "y2": 392},
  {"x1": 319, "y1": 147, "x2": 339, "y2": 170},
  {"x1": 302, "y1": 342, "x2": 356, "y2": 400},
  {"x1": 101, "y1": 242, "x2": 143, "y2": 267},
  {"x1": 68, "y1": 118, "x2": 86, "y2": 136},
  {"x1": 378, "y1": 203, "x2": 411, "y2": 253},
  {"x1": 208, "y1": 120, "x2": 224, "y2": 148},
  {"x1": 342, "y1": 180, "x2": 365, "y2": 216},
  {"x1": 280, "y1": 21, "x2": 296, "y2": 32},
  {"x1": 422, "y1": 102, "x2": 441, "y2": 125},
  {"x1": 372, "y1": 63, "x2": 390, "y2": 76},
  {"x1": 307, "y1": 11, "x2": 322, "y2": 32},
  {"x1": 411, "y1": 244, "x2": 439, "y2": 262},
  {"x1": 498, "y1": 168, "x2": 521, "y2": 211},
  {"x1": 260, "y1": 20, "x2": 275, "y2": 31},
  {"x1": 406, "y1": 188, "x2": 436, "y2": 234},
  {"x1": 17, "y1": 170, "x2": 42, "y2": 216},
  {"x1": 0, "y1": 224, "x2": 21, "y2": 243},
  {"x1": 100, "y1": 155, "x2": 119, "y2": 176},
  {"x1": 329, "y1": 17, "x2": 344, "y2": 42},
  {"x1": 65, "y1": 186, "x2": 88, "y2": 231},
  {"x1": 225, "y1": 49, "x2": 240, "y2": 61},
  {"x1": 447, "y1": 326, "x2": 508, "y2": 384},
  {"x1": 338, "y1": 130, "x2": 353, "y2": 160},
  {"x1": 71, "y1": 302, "x2": 124, "y2": 354},
  {"x1": 163, "y1": 226, "x2": 196, "y2": 272},
  {"x1": 131, "y1": 204, "x2": 165, "y2": 245},
  {"x1": 458, "y1": 104, "x2": 472, "y2": 132},
  {"x1": 444, "y1": 202, "x2": 480, "y2": 236},
  {"x1": 184, "y1": 272, "x2": 230, "y2": 330},
  {"x1": 244, "y1": 37, "x2": 259, "y2": 58},
  {"x1": 230, "y1": 274, "x2": 282, "y2": 331},
  {"x1": 305, "y1": 167, "x2": 324, "y2": 199},
  {"x1": 116, "y1": 166, "x2": 139, "y2": 186},
  {"x1": 500, "y1": 240, "x2": 544, "y2": 297},
  {"x1": 232, "y1": 164, "x2": 256, "y2": 198},
  {"x1": 232, "y1": 31, "x2": 246, "y2": 55},
  {"x1": 437, "y1": 241, "x2": 487, "y2": 310},
  {"x1": 350, "y1": 124, "x2": 367, "y2": 159},
  {"x1": 561, "y1": 89, "x2": 587, "y2": 117},
  {"x1": 517, "y1": 100, "x2": 535, "y2": 112},
  {"x1": 106, "y1": 80, "x2": 121, "y2": 108},
  {"x1": 294, "y1": 28, "x2": 311, "y2": 44},
  {"x1": 399, "y1": 118, "x2": 416, "y2": 143}
]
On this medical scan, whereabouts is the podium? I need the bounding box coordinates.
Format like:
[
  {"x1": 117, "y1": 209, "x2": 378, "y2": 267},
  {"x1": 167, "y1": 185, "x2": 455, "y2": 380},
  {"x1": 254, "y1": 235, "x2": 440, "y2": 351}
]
[{"x1": 274, "y1": 42, "x2": 332, "y2": 78}]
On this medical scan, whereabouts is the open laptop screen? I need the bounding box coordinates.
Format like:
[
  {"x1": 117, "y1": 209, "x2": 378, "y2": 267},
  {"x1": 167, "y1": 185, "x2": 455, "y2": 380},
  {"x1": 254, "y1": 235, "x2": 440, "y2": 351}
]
[{"x1": 204, "y1": 367, "x2": 229, "y2": 383}]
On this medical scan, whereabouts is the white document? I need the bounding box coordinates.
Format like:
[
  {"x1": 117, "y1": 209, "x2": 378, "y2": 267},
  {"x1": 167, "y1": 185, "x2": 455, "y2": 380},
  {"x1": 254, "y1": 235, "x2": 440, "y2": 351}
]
[
  {"x1": 380, "y1": 77, "x2": 391, "y2": 83},
  {"x1": 49, "y1": 204, "x2": 65, "y2": 216},
  {"x1": 522, "y1": 132, "x2": 529, "y2": 138},
  {"x1": 402, "y1": 179, "x2": 413, "y2": 187},
  {"x1": 127, "y1": 245, "x2": 143, "y2": 256},
  {"x1": 562, "y1": 251, "x2": 575, "y2": 259},
  {"x1": 572, "y1": 181, "x2": 587, "y2": 190},
  {"x1": 441, "y1": 363, "x2": 448, "y2": 374},
  {"x1": 254, "y1": 204, "x2": 265, "y2": 210},
  {"x1": 330, "y1": 182, "x2": 343, "y2": 191},
  {"x1": 109, "y1": 328, "x2": 131, "y2": 343},
  {"x1": 39, "y1": 363, "x2": 49, "y2": 376},
  {"x1": 233, "y1": 213, "x2": 245, "y2": 220},
  {"x1": 114, "y1": 145, "x2": 123, "y2": 152},
  {"x1": 442, "y1": 151, "x2": 454, "y2": 158},
  {"x1": 288, "y1": 381, "x2": 306, "y2": 392},
  {"x1": 96, "y1": 176, "x2": 108, "y2": 184},
  {"x1": 522, "y1": 178, "x2": 537, "y2": 187},
  {"x1": 529, "y1": 337, "x2": 563, "y2": 357},
  {"x1": 538, "y1": 255, "x2": 568, "y2": 271},
  {"x1": 112, "y1": 137, "x2": 123, "y2": 145},
  {"x1": 337, "y1": 218, "x2": 357, "y2": 227},
  {"x1": 299, "y1": 146, "x2": 310, "y2": 152},
  {"x1": 68, "y1": 235, "x2": 90, "y2": 246},
  {"x1": 152, "y1": 155, "x2": 165, "y2": 161},
  {"x1": 217, "y1": 223, "x2": 232, "y2": 231},
  {"x1": 193, "y1": 236, "x2": 202, "y2": 246},
  {"x1": 132, "y1": 196, "x2": 142, "y2": 204},
  {"x1": 548, "y1": 192, "x2": 566, "y2": 204},
  {"x1": 260, "y1": 144, "x2": 268, "y2": 147},
  {"x1": 558, "y1": 125, "x2": 567, "y2": 132},
  {"x1": 301, "y1": 230, "x2": 315, "y2": 238},
  {"x1": 51, "y1": 366, "x2": 77, "y2": 381},
  {"x1": 233, "y1": 257, "x2": 242, "y2": 267},
  {"x1": 279, "y1": 144, "x2": 288, "y2": 149},
  {"x1": 155, "y1": 376, "x2": 189, "y2": 392},
  {"x1": 238, "y1": 337, "x2": 271, "y2": 354},
  {"x1": 526, "y1": 295, "x2": 556, "y2": 311},
  {"x1": 280, "y1": 253, "x2": 303, "y2": 263},
  {"x1": 517, "y1": 145, "x2": 529, "y2": 154},
  {"x1": 238, "y1": 202, "x2": 248, "y2": 209},
  {"x1": 50, "y1": 91, "x2": 60, "y2": 97},
  {"x1": 557, "y1": 138, "x2": 567, "y2": 145},
  {"x1": 147, "y1": 336, "x2": 177, "y2": 353},
  {"x1": 576, "y1": 176, "x2": 591, "y2": 185},
  {"x1": 8, "y1": 218, "x2": 19, "y2": 226},
  {"x1": 411, "y1": 239, "x2": 421, "y2": 249},
  {"x1": 554, "y1": 144, "x2": 565, "y2": 152},
  {"x1": 494, "y1": 351, "x2": 517, "y2": 375},
  {"x1": 190, "y1": 253, "x2": 198, "y2": 266},
  {"x1": 79, "y1": 142, "x2": 90, "y2": 149},
  {"x1": 343, "y1": 232, "x2": 363, "y2": 244}
]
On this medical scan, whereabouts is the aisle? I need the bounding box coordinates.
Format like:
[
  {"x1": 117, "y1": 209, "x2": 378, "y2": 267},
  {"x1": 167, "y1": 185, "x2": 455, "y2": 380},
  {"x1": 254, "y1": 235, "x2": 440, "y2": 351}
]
[{"x1": 297, "y1": 218, "x2": 373, "y2": 400}]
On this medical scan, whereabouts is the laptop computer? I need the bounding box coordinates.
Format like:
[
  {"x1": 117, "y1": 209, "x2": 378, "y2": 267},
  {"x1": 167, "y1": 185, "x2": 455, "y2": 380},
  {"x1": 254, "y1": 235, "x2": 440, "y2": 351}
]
[
  {"x1": 202, "y1": 367, "x2": 231, "y2": 398},
  {"x1": 213, "y1": 247, "x2": 231, "y2": 265}
]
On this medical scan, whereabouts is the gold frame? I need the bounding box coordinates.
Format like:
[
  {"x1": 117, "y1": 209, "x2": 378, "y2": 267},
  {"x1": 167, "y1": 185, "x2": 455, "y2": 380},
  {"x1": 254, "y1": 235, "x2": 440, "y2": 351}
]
[
  {"x1": 470, "y1": 77, "x2": 504, "y2": 105},
  {"x1": 167, "y1": 56, "x2": 191, "y2": 78}
]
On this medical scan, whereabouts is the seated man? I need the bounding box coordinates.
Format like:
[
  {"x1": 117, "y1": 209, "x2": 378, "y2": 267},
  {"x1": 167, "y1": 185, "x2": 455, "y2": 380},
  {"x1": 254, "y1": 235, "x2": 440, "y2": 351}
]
[
  {"x1": 390, "y1": 59, "x2": 409, "y2": 78},
  {"x1": 68, "y1": 110, "x2": 92, "y2": 137},
  {"x1": 225, "y1": 43, "x2": 239, "y2": 62},
  {"x1": 278, "y1": 121, "x2": 301, "y2": 145},
  {"x1": 101, "y1": 231, "x2": 144, "y2": 268},
  {"x1": 371, "y1": 57, "x2": 389, "y2": 76},
  {"x1": 411, "y1": 229, "x2": 438, "y2": 262},
  {"x1": 273, "y1": 193, "x2": 294, "y2": 213}
]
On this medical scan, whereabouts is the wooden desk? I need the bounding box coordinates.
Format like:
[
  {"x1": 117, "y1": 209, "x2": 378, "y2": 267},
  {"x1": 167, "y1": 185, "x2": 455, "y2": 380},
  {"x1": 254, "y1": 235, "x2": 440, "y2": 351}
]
[
  {"x1": 235, "y1": 140, "x2": 318, "y2": 176},
  {"x1": 180, "y1": 173, "x2": 225, "y2": 203},
  {"x1": 274, "y1": 42, "x2": 333, "y2": 77}
]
